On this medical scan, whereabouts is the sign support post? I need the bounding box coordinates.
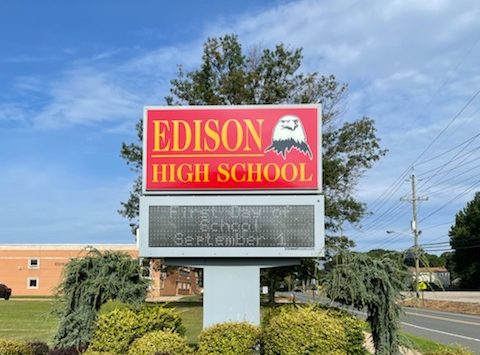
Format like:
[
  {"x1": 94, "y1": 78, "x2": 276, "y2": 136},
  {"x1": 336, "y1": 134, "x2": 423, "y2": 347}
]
[
  {"x1": 166, "y1": 258, "x2": 301, "y2": 326},
  {"x1": 203, "y1": 264, "x2": 260, "y2": 326}
]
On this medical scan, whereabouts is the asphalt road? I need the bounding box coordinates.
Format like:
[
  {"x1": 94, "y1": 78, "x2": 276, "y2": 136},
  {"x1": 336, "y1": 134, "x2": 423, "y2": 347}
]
[
  {"x1": 402, "y1": 307, "x2": 480, "y2": 353},
  {"x1": 279, "y1": 292, "x2": 480, "y2": 353}
]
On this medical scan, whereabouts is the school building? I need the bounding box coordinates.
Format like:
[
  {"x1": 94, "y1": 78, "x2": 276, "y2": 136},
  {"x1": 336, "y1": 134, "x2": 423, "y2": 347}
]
[{"x1": 0, "y1": 244, "x2": 200, "y2": 298}]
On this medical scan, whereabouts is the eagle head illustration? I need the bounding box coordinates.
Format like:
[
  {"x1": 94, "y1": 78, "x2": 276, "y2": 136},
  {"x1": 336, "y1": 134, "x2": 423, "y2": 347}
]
[{"x1": 264, "y1": 115, "x2": 313, "y2": 159}]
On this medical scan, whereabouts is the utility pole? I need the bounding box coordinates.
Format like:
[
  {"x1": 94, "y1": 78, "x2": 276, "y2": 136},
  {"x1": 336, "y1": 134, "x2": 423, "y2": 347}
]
[{"x1": 401, "y1": 174, "x2": 428, "y2": 298}]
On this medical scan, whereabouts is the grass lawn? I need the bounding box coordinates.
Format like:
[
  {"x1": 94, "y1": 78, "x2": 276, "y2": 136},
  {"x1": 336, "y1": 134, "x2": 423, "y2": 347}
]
[
  {"x1": 161, "y1": 301, "x2": 203, "y2": 345},
  {"x1": 400, "y1": 332, "x2": 473, "y2": 354},
  {"x1": 0, "y1": 300, "x2": 60, "y2": 345}
]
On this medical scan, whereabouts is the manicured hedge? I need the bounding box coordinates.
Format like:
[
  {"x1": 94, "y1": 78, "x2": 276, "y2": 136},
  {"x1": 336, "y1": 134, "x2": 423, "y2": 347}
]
[
  {"x1": 87, "y1": 306, "x2": 184, "y2": 354},
  {"x1": 197, "y1": 321, "x2": 260, "y2": 355},
  {"x1": 127, "y1": 330, "x2": 192, "y2": 355},
  {"x1": 0, "y1": 338, "x2": 33, "y2": 355},
  {"x1": 262, "y1": 305, "x2": 363, "y2": 355}
]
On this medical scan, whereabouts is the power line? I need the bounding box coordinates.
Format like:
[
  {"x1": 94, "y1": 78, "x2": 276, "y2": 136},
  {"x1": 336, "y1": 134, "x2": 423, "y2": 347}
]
[
  {"x1": 421, "y1": 221, "x2": 452, "y2": 230},
  {"x1": 419, "y1": 178, "x2": 480, "y2": 223},
  {"x1": 415, "y1": 132, "x2": 480, "y2": 167},
  {"x1": 418, "y1": 144, "x2": 480, "y2": 193},
  {"x1": 417, "y1": 145, "x2": 480, "y2": 179},
  {"x1": 356, "y1": 37, "x2": 480, "y2": 252}
]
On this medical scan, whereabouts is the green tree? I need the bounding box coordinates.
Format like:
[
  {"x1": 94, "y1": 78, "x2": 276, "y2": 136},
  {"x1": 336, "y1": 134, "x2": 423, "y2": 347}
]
[
  {"x1": 53, "y1": 248, "x2": 150, "y2": 350},
  {"x1": 367, "y1": 248, "x2": 402, "y2": 260},
  {"x1": 449, "y1": 192, "x2": 480, "y2": 288},
  {"x1": 120, "y1": 34, "x2": 386, "y2": 237},
  {"x1": 325, "y1": 251, "x2": 409, "y2": 355},
  {"x1": 119, "y1": 34, "x2": 386, "y2": 299}
]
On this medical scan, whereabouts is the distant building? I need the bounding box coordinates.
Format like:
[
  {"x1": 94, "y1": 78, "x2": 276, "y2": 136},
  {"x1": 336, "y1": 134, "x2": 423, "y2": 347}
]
[
  {"x1": 0, "y1": 244, "x2": 199, "y2": 298},
  {"x1": 411, "y1": 267, "x2": 451, "y2": 288}
]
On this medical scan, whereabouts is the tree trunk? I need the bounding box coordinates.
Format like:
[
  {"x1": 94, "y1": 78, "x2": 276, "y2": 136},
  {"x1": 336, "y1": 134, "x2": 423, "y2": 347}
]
[{"x1": 268, "y1": 278, "x2": 276, "y2": 304}]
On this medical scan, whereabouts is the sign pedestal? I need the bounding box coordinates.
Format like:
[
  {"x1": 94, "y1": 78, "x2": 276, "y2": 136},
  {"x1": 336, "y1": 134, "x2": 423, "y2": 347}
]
[
  {"x1": 167, "y1": 258, "x2": 300, "y2": 327},
  {"x1": 204, "y1": 264, "x2": 260, "y2": 326}
]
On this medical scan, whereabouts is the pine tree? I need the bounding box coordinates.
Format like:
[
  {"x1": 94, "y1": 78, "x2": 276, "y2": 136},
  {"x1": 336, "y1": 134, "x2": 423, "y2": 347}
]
[
  {"x1": 53, "y1": 248, "x2": 150, "y2": 349},
  {"x1": 325, "y1": 251, "x2": 409, "y2": 355},
  {"x1": 449, "y1": 192, "x2": 480, "y2": 288}
]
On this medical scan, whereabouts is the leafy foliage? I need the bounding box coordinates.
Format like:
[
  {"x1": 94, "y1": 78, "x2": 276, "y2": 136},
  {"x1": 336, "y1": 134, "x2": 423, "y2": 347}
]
[
  {"x1": 449, "y1": 191, "x2": 480, "y2": 288},
  {"x1": 27, "y1": 341, "x2": 49, "y2": 355},
  {"x1": 127, "y1": 331, "x2": 192, "y2": 355},
  {"x1": 197, "y1": 322, "x2": 260, "y2": 355},
  {"x1": 261, "y1": 305, "x2": 351, "y2": 355},
  {"x1": 53, "y1": 248, "x2": 150, "y2": 350},
  {"x1": 88, "y1": 305, "x2": 184, "y2": 354},
  {"x1": 0, "y1": 338, "x2": 33, "y2": 355},
  {"x1": 319, "y1": 306, "x2": 366, "y2": 355},
  {"x1": 47, "y1": 348, "x2": 81, "y2": 355},
  {"x1": 324, "y1": 251, "x2": 409, "y2": 355}
]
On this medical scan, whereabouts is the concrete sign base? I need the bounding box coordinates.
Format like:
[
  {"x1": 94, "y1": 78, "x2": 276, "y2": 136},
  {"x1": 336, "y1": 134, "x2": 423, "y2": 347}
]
[
  {"x1": 166, "y1": 258, "x2": 300, "y2": 328},
  {"x1": 204, "y1": 264, "x2": 260, "y2": 326}
]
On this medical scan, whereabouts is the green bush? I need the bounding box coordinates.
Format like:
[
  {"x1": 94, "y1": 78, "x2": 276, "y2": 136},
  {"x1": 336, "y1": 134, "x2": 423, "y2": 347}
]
[
  {"x1": 98, "y1": 299, "x2": 133, "y2": 316},
  {"x1": 321, "y1": 307, "x2": 366, "y2": 355},
  {"x1": 0, "y1": 338, "x2": 33, "y2": 355},
  {"x1": 127, "y1": 331, "x2": 192, "y2": 355},
  {"x1": 87, "y1": 306, "x2": 184, "y2": 354},
  {"x1": 197, "y1": 322, "x2": 260, "y2": 355},
  {"x1": 262, "y1": 305, "x2": 351, "y2": 355},
  {"x1": 27, "y1": 341, "x2": 49, "y2": 355},
  {"x1": 83, "y1": 351, "x2": 115, "y2": 355}
]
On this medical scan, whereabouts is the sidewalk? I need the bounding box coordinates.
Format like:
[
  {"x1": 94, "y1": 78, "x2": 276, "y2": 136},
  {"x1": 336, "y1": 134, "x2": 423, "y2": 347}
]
[{"x1": 403, "y1": 291, "x2": 480, "y2": 303}]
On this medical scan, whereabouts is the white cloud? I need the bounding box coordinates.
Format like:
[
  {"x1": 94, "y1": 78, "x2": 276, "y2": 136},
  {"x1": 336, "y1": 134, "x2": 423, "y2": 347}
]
[
  {"x1": 0, "y1": 103, "x2": 30, "y2": 123},
  {"x1": 34, "y1": 68, "x2": 144, "y2": 128}
]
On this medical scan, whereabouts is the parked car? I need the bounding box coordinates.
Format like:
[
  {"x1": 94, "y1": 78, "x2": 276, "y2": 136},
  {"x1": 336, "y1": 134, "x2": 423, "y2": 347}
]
[{"x1": 0, "y1": 283, "x2": 12, "y2": 300}]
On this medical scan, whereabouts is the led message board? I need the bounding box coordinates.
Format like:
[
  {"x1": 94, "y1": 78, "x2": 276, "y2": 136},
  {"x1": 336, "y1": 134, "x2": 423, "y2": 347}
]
[
  {"x1": 143, "y1": 105, "x2": 321, "y2": 194},
  {"x1": 139, "y1": 195, "x2": 324, "y2": 258}
]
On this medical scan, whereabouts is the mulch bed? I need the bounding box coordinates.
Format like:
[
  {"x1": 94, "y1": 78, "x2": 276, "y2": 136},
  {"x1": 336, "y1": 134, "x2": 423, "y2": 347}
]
[{"x1": 402, "y1": 298, "x2": 480, "y2": 316}]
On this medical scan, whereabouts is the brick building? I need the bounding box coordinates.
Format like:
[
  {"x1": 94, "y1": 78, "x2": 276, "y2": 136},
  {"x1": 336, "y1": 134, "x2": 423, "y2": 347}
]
[{"x1": 0, "y1": 244, "x2": 200, "y2": 298}]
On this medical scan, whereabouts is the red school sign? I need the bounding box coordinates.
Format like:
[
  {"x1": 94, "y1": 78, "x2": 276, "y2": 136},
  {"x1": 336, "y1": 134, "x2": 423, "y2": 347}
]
[{"x1": 143, "y1": 105, "x2": 321, "y2": 193}]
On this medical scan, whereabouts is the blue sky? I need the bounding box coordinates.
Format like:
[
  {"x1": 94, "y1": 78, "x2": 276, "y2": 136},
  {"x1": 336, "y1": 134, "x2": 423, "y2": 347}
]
[{"x1": 1, "y1": 0, "x2": 479, "y2": 254}]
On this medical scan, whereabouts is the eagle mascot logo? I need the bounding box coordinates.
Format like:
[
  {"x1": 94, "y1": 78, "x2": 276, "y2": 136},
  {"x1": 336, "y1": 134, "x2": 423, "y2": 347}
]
[{"x1": 265, "y1": 115, "x2": 313, "y2": 159}]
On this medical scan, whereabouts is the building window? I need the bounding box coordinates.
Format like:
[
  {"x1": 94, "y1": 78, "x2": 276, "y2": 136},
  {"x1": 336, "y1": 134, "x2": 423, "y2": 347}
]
[
  {"x1": 27, "y1": 277, "x2": 39, "y2": 289},
  {"x1": 29, "y1": 258, "x2": 40, "y2": 269},
  {"x1": 140, "y1": 258, "x2": 152, "y2": 279}
]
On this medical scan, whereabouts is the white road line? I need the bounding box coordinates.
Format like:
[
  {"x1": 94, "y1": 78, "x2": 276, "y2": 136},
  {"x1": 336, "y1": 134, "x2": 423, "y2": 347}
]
[
  {"x1": 401, "y1": 322, "x2": 480, "y2": 342},
  {"x1": 404, "y1": 311, "x2": 480, "y2": 326},
  {"x1": 404, "y1": 307, "x2": 480, "y2": 320}
]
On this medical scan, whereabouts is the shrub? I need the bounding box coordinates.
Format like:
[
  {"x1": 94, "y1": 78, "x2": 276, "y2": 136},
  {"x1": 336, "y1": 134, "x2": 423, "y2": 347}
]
[
  {"x1": 47, "y1": 347, "x2": 81, "y2": 355},
  {"x1": 197, "y1": 322, "x2": 260, "y2": 355},
  {"x1": 83, "y1": 350, "x2": 115, "y2": 355},
  {"x1": 0, "y1": 338, "x2": 33, "y2": 355},
  {"x1": 98, "y1": 299, "x2": 133, "y2": 316},
  {"x1": 127, "y1": 331, "x2": 192, "y2": 355},
  {"x1": 27, "y1": 341, "x2": 49, "y2": 355},
  {"x1": 262, "y1": 305, "x2": 349, "y2": 355},
  {"x1": 88, "y1": 306, "x2": 184, "y2": 354},
  {"x1": 321, "y1": 307, "x2": 366, "y2": 355}
]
